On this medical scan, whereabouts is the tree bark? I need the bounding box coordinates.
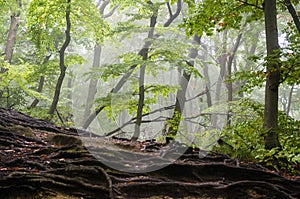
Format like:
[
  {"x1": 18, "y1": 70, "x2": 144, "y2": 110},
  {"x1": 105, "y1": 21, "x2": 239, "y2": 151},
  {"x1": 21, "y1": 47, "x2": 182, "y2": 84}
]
[
  {"x1": 4, "y1": 14, "x2": 19, "y2": 64},
  {"x1": 30, "y1": 76, "x2": 45, "y2": 108},
  {"x1": 212, "y1": 31, "x2": 228, "y2": 128},
  {"x1": 81, "y1": 1, "x2": 117, "y2": 125},
  {"x1": 200, "y1": 43, "x2": 212, "y2": 108},
  {"x1": 226, "y1": 26, "x2": 244, "y2": 126},
  {"x1": 48, "y1": 0, "x2": 71, "y2": 115},
  {"x1": 67, "y1": 71, "x2": 73, "y2": 109},
  {"x1": 30, "y1": 55, "x2": 52, "y2": 108},
  {"x1": 263, "y1": 0, "x2": 281, "y2": 149},
  {"x1": 132, "y1": 3, "x2": 158, "y2": 141},
  {"x1": 167, "y1": 34, "x2": 200, "y2": 137},
  {"x1": 286, "y1": 84, "x2": 294, "y2": 116},
  {"x1": 82, "y1": 45, "x2": 102, "y2": 124},
  {"x1": 0, "y1": 10, "x2": 20, "y2": 99}
]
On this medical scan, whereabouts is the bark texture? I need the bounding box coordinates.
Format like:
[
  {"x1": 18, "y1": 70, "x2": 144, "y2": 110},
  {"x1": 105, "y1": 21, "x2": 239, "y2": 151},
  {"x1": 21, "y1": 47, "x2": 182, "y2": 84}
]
[
  {"x1": 132, "y1": 3, "x2": 158, "y2": 141},
  {"x1": 167, "y1": 34, "x2": 200, "y2": 137},
  {"x1": 263, "y1": 0, "x2": 281, "y2": 149},
  {"x1": 49, "y1": 0, "x2": 72, "y2": 115}
]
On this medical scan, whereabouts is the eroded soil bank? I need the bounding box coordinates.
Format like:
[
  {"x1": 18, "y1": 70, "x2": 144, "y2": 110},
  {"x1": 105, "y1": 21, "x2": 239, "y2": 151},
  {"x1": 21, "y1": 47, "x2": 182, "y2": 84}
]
[{"x1": 0, "y1": 108, "x2": 299, "y2": 199}]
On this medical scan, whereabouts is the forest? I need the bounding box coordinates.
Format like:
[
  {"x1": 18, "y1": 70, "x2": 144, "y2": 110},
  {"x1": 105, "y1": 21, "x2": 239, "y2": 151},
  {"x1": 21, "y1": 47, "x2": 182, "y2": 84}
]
[{"x1": 0, "y1": 0, "x2": 300, "y2": 198}]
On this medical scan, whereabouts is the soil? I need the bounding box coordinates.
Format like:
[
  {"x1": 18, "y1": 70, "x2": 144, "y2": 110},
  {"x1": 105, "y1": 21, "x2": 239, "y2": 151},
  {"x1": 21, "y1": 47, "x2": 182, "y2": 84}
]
[{"x1": 0, "y1": 108, "x2": 299, "y2": 199}]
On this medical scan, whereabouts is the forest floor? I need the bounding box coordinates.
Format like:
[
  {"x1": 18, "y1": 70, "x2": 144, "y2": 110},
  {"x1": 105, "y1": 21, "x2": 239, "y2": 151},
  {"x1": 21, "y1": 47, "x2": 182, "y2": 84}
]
[{"x1": 0, "y1": 108, "x2": 299, "y2": 199}]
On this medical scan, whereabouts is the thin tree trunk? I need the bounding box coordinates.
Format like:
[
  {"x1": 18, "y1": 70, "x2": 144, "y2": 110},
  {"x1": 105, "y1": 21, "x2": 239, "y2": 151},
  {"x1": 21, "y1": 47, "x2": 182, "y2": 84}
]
[
  {"x1": 82, "y1": 45, "x2": 102, "y2": 123},
  {"x1": 203, "y1": 64, "x2": 212, "y2": 108},
  {"x1": 81, "y1": 0, "x2": 117, "y2": 125},
  {"x1": 212, "y1": 31, "x2": 228, "y2": 128},
  {"x1": 132, "y1": 64, "x2": 146, "y2": 141},
  {"x1": 131, "y1": 3, "x2": 158, "y2": 141},
  {"x1": 0, "y1": 11, "x2": 20, "y2": 99},
  {"x1": 200, "y1": 43, "x2": 212, "y2": 108},
  {"x1": 226, "y1": 26, "x2": 244, "y2": 126},
  {"x1": 67, "y1": 71, "x2": 73, "y2": 109},
  {"x1": 284, "y1": 0, "x2": 300, "y2": 33},
  {"x1": 30, "y1": 76, "x2": 45, "y2": 108},
  {"x1": 237, "y1": 31, "x2": 259, "y2": 98},
  {"x1": 4, "y1": 14, "x2": 19, "y2": 64},
  {"x1": 82, "y1": 0, "x2": 182, "y2": 129},
  {"x1": 30, "y1": 55, "x2": 51, "y2": 108},
  {"x1": 167, "y1": 34, "x2": 200, "y2": 137},
  {"x1": 286, "y1": 85, "x2": 294, "y2": 116},
  {"x1": 263, "y1": 0, "x2": 281, "y2": 149},
  {"x1": 49, "y1": 0, "x2": 71, "y2": 115}
]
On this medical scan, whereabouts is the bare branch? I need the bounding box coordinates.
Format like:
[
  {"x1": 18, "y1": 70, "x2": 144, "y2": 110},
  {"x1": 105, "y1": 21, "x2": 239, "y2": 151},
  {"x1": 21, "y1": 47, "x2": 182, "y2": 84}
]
[
  {"x1": 284, "y1": 0, "x2": 300, "y2": 33},
  {"x1": 164, "y1": 0, "x2": 182, "y2": 27},
  {"x1": 95, "y1": 0, "x2": 102, "y2": 8},
  {"x1": 99, "y1": 0, "x2": 110, "y2": 14},
  {"x1": 103, "y1": 5, "x2": 119, "y2": 18},
  {"x1": 167, "y1": 2, "x2": 172, "y2": 17},
  {"x1": 238, "y1": 0, "x2": 263, "y2": 9}
]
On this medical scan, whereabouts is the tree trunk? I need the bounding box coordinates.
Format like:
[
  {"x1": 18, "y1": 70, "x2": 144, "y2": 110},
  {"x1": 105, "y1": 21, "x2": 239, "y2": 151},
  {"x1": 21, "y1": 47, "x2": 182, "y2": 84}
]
[
  {"x1": 236, "y1": 31, "x2": 260, "y2": 98},
  {"x1": 226, "y1": 26, "x2": 244, "y2": 126},
  {"x1": 212, "y1": 31, "x2": 228, "y2": 128},
  {"x1": 30, "y1": 76, "x2": 45, "y2": 108},
  {"x1": 132, "y1": 64, "x2": 146, "y2": 141},
  {"x1": 48, "y1": 0, "x2": 71, "y2": 115},
  {"x1": 286, "y1": 84, "x2": 294, "y2": 116},
  {"x1": 82, "y1": 45, "x2": 102, "y2": 124},
  {"x1": 4, "y1": 14, "x2": 19, "y2": 64},
  {"x1": 0, "y1": 12, "x2": 20, "y2": 99},
  {"x1": 30, "y1": 55, "x2": 51, "y2": 108},
  {"x1": 263, "y1": 0, "x2": 281, "y2": 149},
  {"x1": 131, "y1": 4, "x2": 158, "y2": 141},
  {"x1": 167, "y1": 34, "x2": 200, "y2": 137},
  {"x1": 200, "y1": 43, "x2": 212, "y2": 109},
  {"x1": 67, "y1": 71, "x2": 73, "y2": 109},
  {"x1": 81, "y1": 1, "x2": 117, "y2": 125}
]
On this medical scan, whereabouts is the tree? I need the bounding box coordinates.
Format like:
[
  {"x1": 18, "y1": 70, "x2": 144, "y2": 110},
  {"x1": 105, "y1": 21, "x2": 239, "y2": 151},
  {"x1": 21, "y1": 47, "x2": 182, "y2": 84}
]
[
  {"x1": 132, "y1": 2, "x2": 159, "y2": 141},
  {"x1": 263, "y1": 0, "x2": 281, "y2": 149},
  {"x1": 167, "y1": 34, "x2": 200, "y2": 138},
  {"x1": 82, "y1": 0, "x2": 118, "y2": 125},
  {"x1": 82, "y1": 0, "x2": 183, "y2": 130},
  {"x1": 27, "y1": 0, "x2": 108, "y2": 118},
  {"x1": 48, "y1": 0, "x2": 72, "y2": 115},
  {"x1": 0, "y1": 0, "x2": 23, "y2": 99}
]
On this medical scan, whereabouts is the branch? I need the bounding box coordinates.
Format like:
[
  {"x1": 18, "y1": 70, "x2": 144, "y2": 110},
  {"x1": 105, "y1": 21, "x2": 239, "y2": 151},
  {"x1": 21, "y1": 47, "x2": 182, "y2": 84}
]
[
  {"x1": 95, "y1": 0, "x2": 102, "y2": 8},
  {"x1": 164, "y1": 0, "x2": 182, "y2": 27},
  {"x1": 103, "y1": 5, "x2": 119, "y2": 18},
  {"x1": 99, "y1": 0, "x2": 109, "y2": 13},
  {"x1": 238, "y1": 0, "x2": 263, "y2": 9},
  {"x1": 284, "y1": 0, "x2": 300, "y2": 34},
  {"x1": 186, "y1": 89, "x2": 209, "y2": 102},
  {"x1": 104, "y1": 87, "x2": 211, "y2": 137},
  {"x1": 104, "y1": 105, "x2": 175, "y2": 137},
  {"x1": 167, "y1": 2, "x2": 172, "y2": 17}
]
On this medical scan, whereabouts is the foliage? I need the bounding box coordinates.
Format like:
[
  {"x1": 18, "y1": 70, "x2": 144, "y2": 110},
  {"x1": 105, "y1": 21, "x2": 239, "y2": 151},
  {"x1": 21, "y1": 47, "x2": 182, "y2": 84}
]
[
  {"x1": 280, "y1": 21, "x2": 300, "y2": 85},
  {"x1": 0, "y1": 57, "x2": 46, "y2": 108},
  {"x1": 182, "y1": 0, "x2": 263, "y2": 36},
  {"x1": 27, "y1": 0, "x2": 109, "y2": 54},
  {"x1": 215, "y1": 99, "x2": 300, "y2": 175}
]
